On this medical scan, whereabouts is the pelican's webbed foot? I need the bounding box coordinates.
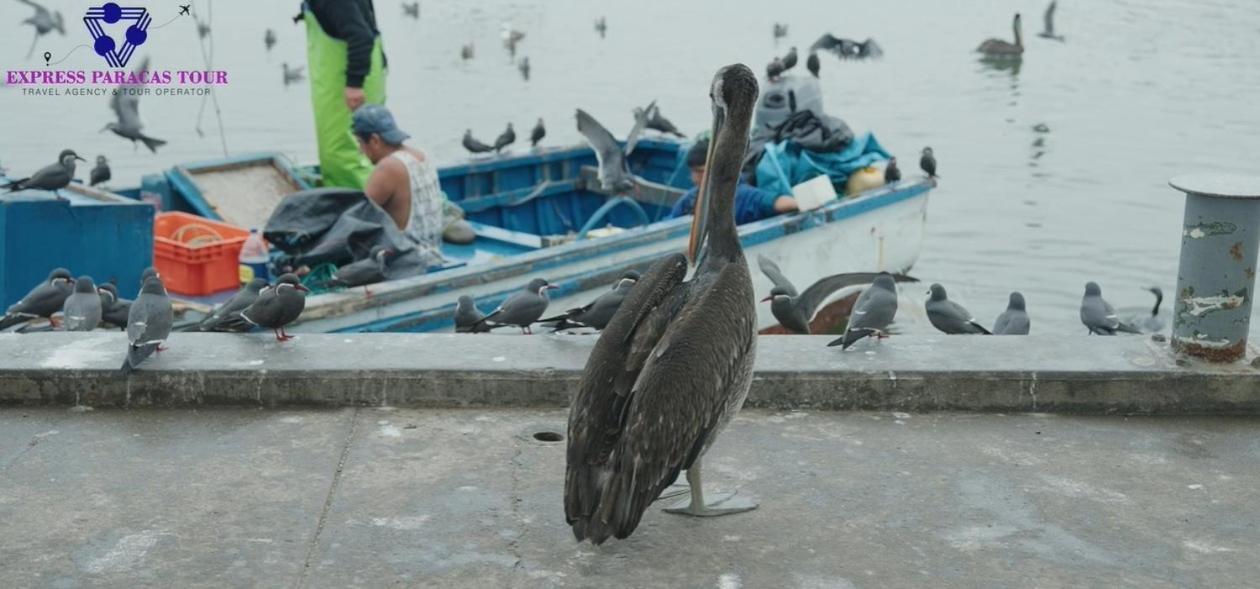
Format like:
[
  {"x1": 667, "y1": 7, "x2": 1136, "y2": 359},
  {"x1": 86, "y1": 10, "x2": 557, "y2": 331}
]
[{"x1": 659, "y1": 458, "x2": 758, "y2": 517}]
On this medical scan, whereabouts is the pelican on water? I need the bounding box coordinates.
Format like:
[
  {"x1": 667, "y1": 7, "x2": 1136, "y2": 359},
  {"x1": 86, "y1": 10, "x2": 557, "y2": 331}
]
[
  {"x1": 565, "y1": 63, "x2": 761, "y2": 545},
  {"x1": 977, "y1": 13, "x2": 1024, "y2": 58}
]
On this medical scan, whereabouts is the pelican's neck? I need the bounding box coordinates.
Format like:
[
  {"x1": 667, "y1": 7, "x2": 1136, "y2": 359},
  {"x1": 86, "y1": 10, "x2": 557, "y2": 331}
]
[
  {"x1": 702, "y1": 128, "x2": 748, "y2": 264},
  {"x1": 1014, "y1": 18, "x2": 1023, "y2": 48}
]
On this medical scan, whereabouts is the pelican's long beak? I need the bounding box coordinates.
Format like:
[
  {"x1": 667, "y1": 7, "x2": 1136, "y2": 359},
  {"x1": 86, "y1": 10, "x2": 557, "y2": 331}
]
[{"x1": 686, "y1": 108, "x2": 724, "y2": 265}]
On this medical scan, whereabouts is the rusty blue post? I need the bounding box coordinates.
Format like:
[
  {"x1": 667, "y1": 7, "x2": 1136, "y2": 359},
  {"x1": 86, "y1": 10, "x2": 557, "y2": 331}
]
[{"x1": 1168, "y1": 174, "x2": 1260, "y2": 362}]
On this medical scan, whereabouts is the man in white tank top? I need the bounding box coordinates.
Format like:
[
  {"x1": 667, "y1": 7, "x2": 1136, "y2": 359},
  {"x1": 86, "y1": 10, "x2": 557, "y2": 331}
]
[{"x1": 351, "y1": 104, "x2": 446, "y2": 267}]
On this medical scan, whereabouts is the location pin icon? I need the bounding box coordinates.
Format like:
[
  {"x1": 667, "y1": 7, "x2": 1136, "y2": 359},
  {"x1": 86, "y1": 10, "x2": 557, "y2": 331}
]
[{"x1": 43, "y1": 51, "x2": 51, "y2": 66}]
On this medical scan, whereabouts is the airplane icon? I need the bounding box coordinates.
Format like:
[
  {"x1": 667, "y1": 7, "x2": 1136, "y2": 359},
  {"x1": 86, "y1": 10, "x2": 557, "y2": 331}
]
[{"x1": 179, "y1": 5, "x2": 190, "y2": 15}]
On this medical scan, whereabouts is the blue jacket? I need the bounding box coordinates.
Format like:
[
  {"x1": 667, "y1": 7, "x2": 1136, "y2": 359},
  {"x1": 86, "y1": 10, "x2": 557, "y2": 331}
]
[{"x1": 669, "y1": 184, "x2": 781, "y2": 225}]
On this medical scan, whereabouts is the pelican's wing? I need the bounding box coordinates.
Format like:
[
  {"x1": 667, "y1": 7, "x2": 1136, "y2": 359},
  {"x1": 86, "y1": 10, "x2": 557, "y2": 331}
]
[
  {"x1": 755, "y1": 254, "x2": 797, "y2": 296},
  {"x1": 565, "y1": 253, "x2": 689, "y2": 543},
  {"x1": 624, "y1": 99, "x2": 655, "y2": 157},
  {"x1": 575, "y1": 108, "x2": 627, "y2": 182}
]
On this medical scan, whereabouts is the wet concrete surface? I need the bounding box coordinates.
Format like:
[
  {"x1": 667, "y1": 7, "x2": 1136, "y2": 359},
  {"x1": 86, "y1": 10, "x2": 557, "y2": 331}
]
[{"x1": 2, "y1": 408, "x2": 1258, "y2": 588}]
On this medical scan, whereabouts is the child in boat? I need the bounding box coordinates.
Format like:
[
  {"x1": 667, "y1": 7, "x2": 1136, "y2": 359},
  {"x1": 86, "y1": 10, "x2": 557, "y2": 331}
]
[{"x1": 668, "y1": 138, "x2": 797, "y2": 224}]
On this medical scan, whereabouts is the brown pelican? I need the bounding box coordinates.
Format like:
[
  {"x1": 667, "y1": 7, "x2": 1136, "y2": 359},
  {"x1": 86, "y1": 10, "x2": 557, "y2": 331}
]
[
  {"x1": 977, "y1": 13, "x2": 1024, "y2": 58},
  {"x1": 565, "y1": 64, "x2": 760, "y2": 544}
]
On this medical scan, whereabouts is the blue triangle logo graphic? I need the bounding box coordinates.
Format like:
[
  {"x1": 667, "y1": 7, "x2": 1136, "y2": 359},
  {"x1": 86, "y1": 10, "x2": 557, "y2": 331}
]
[{"x1": 83, "y1": 3, "x2": 151, "y2": 68}]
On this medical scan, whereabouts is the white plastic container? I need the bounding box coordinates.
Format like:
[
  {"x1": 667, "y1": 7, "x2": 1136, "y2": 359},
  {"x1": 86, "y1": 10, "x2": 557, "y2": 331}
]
[{"x1": 237, "y1": 228, "x2": 271, "y2": 285}]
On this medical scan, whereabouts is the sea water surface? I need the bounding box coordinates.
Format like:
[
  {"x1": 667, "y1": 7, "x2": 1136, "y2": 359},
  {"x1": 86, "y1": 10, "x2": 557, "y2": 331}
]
[{"x1": 2, "y1": 0, "x2": 1259, "y2": 335}]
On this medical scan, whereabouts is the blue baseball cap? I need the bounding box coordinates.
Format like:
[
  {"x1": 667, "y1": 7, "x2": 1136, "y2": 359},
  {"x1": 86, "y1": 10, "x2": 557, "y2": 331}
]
[{"x1": 352, "y1": 104, "x2": 410, "y2": 145}]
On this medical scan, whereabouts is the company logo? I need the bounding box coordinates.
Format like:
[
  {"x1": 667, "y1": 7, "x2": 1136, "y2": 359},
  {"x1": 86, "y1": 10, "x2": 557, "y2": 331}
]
[{"x1": 83, "y1": 3, "x2": 151, "y2": 68}]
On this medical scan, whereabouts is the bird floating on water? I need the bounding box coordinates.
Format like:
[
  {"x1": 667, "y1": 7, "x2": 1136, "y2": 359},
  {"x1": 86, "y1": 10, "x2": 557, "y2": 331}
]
[
  {"x1": 758, "y1": 255, "x2": 918, "y2": 335},
  {"x1": 0, "y1": 268, "x2": 72, "y2": 331},
  {"x1": 121, "y1": 274, "x2": 173, "y2": 374},
  {"x1": 4, "y1": 149, "x2": 84, "y2": 198},
  {"x1": 477, "y1": 278, "x2": 556, "y2": 334},
  {"x1": 17, "y1": 0, "x2": 64, "y2": 59},
  {"x1": 90, "y1": 156, "x2": 111, "y2": 187},
  {"x1": 811, "y1": 34, "x2": 882, "y2": 60},
  {"x1": 566, "y1": 64, "x2": 762, "y2": 545},
  {"x1": 539, "y1": 270, "x2": 640, "y2": 332},
  {"x1": 1038, "y1": 1, "x2": 1065, "y2": 41},
  {"x1": 104, "y1": 57, "x2": 167, "y2": 153},
  {"x1": 530, "y1": 118, "x2": 546, "y2": 148},
  {"x1": 62, "y1": 276, "x2": 102, "y2": 332},
  {"x1": 993, "y1": 292, "x2": 1031, "y2": 335},
  {"x1": 978, "y1": 13, "x2": 1024, "y2": 58},
  {"x1": 828, "y1": 273, "x2": 900, "y2": 350},
  {"x1": 1080, "y1": 282, "x2": 1141, "y2": 335},
  {"x1": 925, "y1": 283, "x2": 992, "y2": 335}
]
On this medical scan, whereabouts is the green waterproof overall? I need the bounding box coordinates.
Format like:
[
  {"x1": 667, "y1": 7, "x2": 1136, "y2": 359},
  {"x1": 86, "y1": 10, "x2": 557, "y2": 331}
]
[{"x1": 304, "y1": 9, "x2": 387, "y2": 189}]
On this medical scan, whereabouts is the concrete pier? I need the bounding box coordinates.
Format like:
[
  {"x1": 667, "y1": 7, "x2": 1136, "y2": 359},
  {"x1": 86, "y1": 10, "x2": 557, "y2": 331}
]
[{"x1": 1, "y1": 333, "x2": 1258, "y2": 413}]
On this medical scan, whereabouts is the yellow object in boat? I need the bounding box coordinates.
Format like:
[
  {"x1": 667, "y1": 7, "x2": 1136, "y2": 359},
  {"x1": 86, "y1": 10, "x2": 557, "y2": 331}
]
[{"x1": 845, "y1": 166, "x2": 885, "y2": 197}]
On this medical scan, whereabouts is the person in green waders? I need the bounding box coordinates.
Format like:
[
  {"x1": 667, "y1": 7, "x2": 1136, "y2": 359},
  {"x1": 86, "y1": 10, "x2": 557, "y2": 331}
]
[{"x1": 303, "y1": 0, "x2": 387, "y2": 189}]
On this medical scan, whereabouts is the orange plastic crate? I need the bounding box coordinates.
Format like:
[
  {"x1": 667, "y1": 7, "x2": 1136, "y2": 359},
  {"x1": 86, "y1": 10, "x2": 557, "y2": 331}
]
[{"x1": 152, "y1": 212, "x2": 250, "y2": 296}]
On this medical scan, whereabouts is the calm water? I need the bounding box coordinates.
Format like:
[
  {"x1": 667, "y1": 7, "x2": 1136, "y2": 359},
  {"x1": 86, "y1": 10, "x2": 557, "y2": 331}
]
[{"x1": 3, "y1": 0, "x2": 1260, "y2": 334}]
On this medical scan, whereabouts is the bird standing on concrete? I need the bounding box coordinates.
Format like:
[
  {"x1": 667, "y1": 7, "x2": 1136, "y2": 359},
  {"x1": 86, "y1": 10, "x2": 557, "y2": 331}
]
[
  {"x1": 757, "y1": 255, "x2": 918, "y2": 335},
  {"x1": 89, "y1": 156, "x2": 111, "y2": 187},
  {"x1": 1080, "y1": 282, "x2": 1141, "y2": 335},
  {"x1": 828, "y1": 273, "x2": 900, "y2": 349},
  {"x1": 121, "y1": 274, "x2": 173, "y2": 374},
  {"x1": 104, "y1": 57, "x2": 167, "y2": 153},
  {"x1": 197, "y1": 278, "x2": 268, "y2": 332},
  {"x1": 530, "y1": 118, "x2": 546, "y2": 148},
  {"x1": 478, "y1": 278, "x2": 556, "y2": 334},
  {"x1": 993, "y1": 291, "x2": 1031, "y2": 335},
  {"x1": 806, "y1": 51, "x2": 820, "y2": 78},
  {"x1": 3, "y1": 149, "x2": 84, "y2": 197},
  {"x1": 237, "y1": 274, "x2": 309, "y2": 341},
  {"x1": 454, "y1": 295, "x2": 490, "y2": 333},
  {"x1": 62, "y1": 276, "x2": 102, "y2": 332},
  {"x1": 17, "y1": 0, "x2": 64, "y2": 59},
  {"x1": 920, "y1": 147, "x2": 938, "y2": 179},
  {"x1": 463, "y1": 129, "x2": 495, "y2": 155},
  {"x1": 493, "y1": 123, "x2": 516, "y2": 153},
  {"x1": 97, "y1": 283, "x2": 130, "y2": 330},
  {"x1": 539, "y1": 271, "x2": 640, "y2": 332},
  {"x1": 264, "y1": 28, "x2": 276, "y2": 51},
  {"x1": 926, "y1": 283, "x2": 992, "y2": 335},
  {"x1": 884, "y1": 158, "x2": 901, "y2": 183},
  {"x1": 0, "y1": 268, "x2": 73, "y2": 331}
]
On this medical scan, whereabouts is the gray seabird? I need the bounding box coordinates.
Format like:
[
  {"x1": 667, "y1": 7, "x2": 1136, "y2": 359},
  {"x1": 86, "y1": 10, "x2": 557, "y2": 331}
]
[
  {"x1": 539, "y1": 270, "x2": 640, "y2": 331},
  {"x1": 478, "y1": 278, "x2": 557, "y2": 334},
  {"x1": 236, "y1": 274, "x2": 309, "y2": 341},
  {"x1": 18, "y1": 0, "x2": 64, "y2": 58},
  {"x1": 97, "y1": 283, "x2": 130, "y2": 330},
  {"x1": 493, "y1": 123, "x2": 516, "y2": 153},
  {"x1": 574, "y1": 108, "x2": 642, "y2": 194},
  {"x1": 197, "y1": 278, "x2": 268, "y2": 332},
  {"x1": 827, "y1": 273, "x2": 899, "y2": 349},
  {"x1": 644, "y1": 104, "x2": 685, "y2": 138},
  {"x1": 1123, "y1": 287, "x2": 1166, "y2": 333},
  {"x1": 325, "y1": 246, "x2": 394, "y2": 290},
  {"x1": 757, "y1": 254, "x2": 918, "y2": 334},
  {"x1": 992, "y1": 291, "x2": 1031, "y2": 335},
  {"x1": 282, "y1": 63, "x2": 306, "y2": 85},
  {"x1": 462, "y1": 129, "x2": 494, "y2": 154},
  {"x1": 62, "y1": 276, "x2": 102, "y2": 332},
  {"x1": 4, "y1": 149, "x2": 84, "y2": 197},
  {"x1": 566, "y1": 64, "x2": 762, "y2": 545},
  {"x1": 90, "y1": 156, "x2": 111, "y2": 187},
  {"x1": 104, "y1": 57, "x2": 167, "y2": 153},
  {"x1": 121, "y1": 275, "x2": 174, "y2": 375},
  {"x1": 926, "y1": 283, "x2": 992, "y2": 335},
  {"x1": 0, "y1": 267, "x2": 73, "y2": 330},
  {"x1": 454, "y1": 295, "x2": 490, "y2": 333},
  {"x1": 1038, "y1": 1, "x2": 1064, "y2": 41},
  {"x1": 530, "y1": 118, "x2": 546, "y2": 147},
  {"x1": 1080, "y1": 281, "x2": 1140, "y2": 335},
  {"x1": 264, "y1": 28, "x2": 276, "y2": 51}
]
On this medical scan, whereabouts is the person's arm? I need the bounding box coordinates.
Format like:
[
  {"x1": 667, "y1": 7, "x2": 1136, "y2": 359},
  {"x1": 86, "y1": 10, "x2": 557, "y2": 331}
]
[
  {"x1": 363, "y1": 158, "x2": 403, "y2": 219},
  {"x1": 668, "y1": 188, "x2": 698, "y2": 219},
  {"x1": 736, "y1": 185, "x2": 796, "y2": 224},
  {"x1": 310, "y1": 0, "x2": 375, "y2": 109}
]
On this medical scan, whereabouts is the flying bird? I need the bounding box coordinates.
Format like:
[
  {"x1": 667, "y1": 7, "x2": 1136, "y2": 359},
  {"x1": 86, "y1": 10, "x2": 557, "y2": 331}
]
[
  {"x1": 90, "y1": 156, "x2": 111, "y2": 187},
  {"x1": 17, "y1": 0, "x2": 64, "y2": 59},
  {"x1": 454, "y1": 295, "x2": 490, "y2": 333},
  {"x1": 460, "y1": 43, "x2": 474, "y2": 60},
  {"x1": 925, "y1": 283, "x2": 992, "y2": 335},
  {"x1": 476, "y1": 278, "x2": 556, "y2": 334},
  {"x1": 104, "y1": 57, "x2": 167, "y2": 153},
  {"x1": 575, "y1": 109, "x2": 639, "y2": 194},
  {"x1": 978, "y1": 13, "x2": 1025, "y2": 58},
  {"x1": 806, "y1": 51, "x2": 820, "y2": 77},
  {"x1": 992, "y1": 291, "x2": 1030, "y2": 335},
  {"x1": 518, "y1": 56, "x2": 531, "y2": 81},
  {"x1": 501, "y1": 23, "x2": 525, "y2": 56},
  {"x1": 1080, "y1": 282, "x2": 1141, "y2": 335},
  {"x1": 402, "y1": 2, "x2": 419, "y2": 19},
  {"x1": 781, "y1": 47, "x2": 798, "y2": 71},
  {"x1": 120, "y1": 274, "x2": 174, "y2": 375},
  {"x1": 462, "y1": 129, "x2": 495, "y2": 154},
  {"x1": 772, "y1": 23, "x2": 788, "y2": 40},
  {"x1": 530, "y1": 118, "x2": 546, "y2": 147},
  {"x1": 62, "y1": 276, "x2": 102, "y2": 332},
  {"x1": 757, "y1": 255, "x2": 917, "y2": 335},
  {"x1": 644, "y1": 104, "x2": 685, "y2": 137},
  {"x1": 197, "y1": 278, "x2": 268, "y2": 332},
  {"x1": 827, "y1": 273, "x2": 900, "y2": 350},
  {"x1": 566, "y1": 64, "x2": 762, "y2": 545},
  {"x1": 594, "y1": 17, "x2": 607, "y2": 38},
  {"x1": 3, "y1": 149, "x2": 84, "y2": 198},
  {"x1": 919, "y1": 147, "x2": 938, "y2": 179},
  {"x1": 0, "y1": 268, "x2": 73, "y2": 330},
  {"x1": 1038, "y1": 1, "x2": 1065, "y2": 41},
  {"x1": 282, "y1": 63, "x2": 305, "y2": 85},
  {"x1": 493, "y1": 123, "x2": 516, "y2": 153},
  {"x1": 539, "y1": 270, "x2": 639, "y2": 332}
]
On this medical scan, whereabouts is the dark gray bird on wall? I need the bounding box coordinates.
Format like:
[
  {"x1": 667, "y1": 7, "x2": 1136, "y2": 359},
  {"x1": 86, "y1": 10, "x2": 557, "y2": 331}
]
[
  {"x1": 235, "y1": 274, "x2": 309, "y2": 341},
  {"x1": 477, "y1": 278, "x2": 557, "y2": 334},
  {"x1": 454, "y1": 295, "x2": 490, "y2": 333},
  {"x1": 539, "y1": 270, "x2": 640, "y2": 331},
  {"x1": 925, "y1": 283, "x2": 992, "y2": 335},
  {"x1": 120, "y1": 274, "x2": 173, "y2": 374},
  {"x1": 566, "y1": 64, "x2": 762, "y2": 545},
  {"x1": 62, "y1": 276, "x2": 102, "y2": 332},
  {"x1": 104, "y1": 57, "x2": 167, "y2": 153},
  {"x1": 90, "y1": 156, "x2": 111, "y2": 187},
  {"x1": 884, "y1": 158, "x2": 901, "y2": 183},
  {"x1": 919, "y1": 147, "x2": 938, "y2": 179},
  {"x1": 827, "y1": 273, "x2": 900, "y2": 350},
  {"x1": 530, "y1": 118, "x2": 546, "y2": 147},
  {"x1": 197, "y1": 278, "x2": 268, "y2": 332},
  {"x1": 324, "y1": 246, "x2": 394, "y2": 290},
  {"x1": 757, "y1": 255, "x2": 918, "y2": 335},
  {"x1": 0, "y1": 268, "x2": 73, "y2": 330},
  {"x1": 1080, "y1": 281, "x2": 1140, "y2": 335},
  {"x1": 97, "y1": 282, "x2": 130, "y2": 330},
  {"x1": 463, "y1": 129, "x2": 495, "y2": 154},
  {"x1": 494, "y1": 123, "x2": 516, "y2": 153},
  {"x1": 992, "y1": 291, "x2": 1030, "y2": 335},
  {"x1": 3, "y1": 149, "x2": 84, "y2": 197}
]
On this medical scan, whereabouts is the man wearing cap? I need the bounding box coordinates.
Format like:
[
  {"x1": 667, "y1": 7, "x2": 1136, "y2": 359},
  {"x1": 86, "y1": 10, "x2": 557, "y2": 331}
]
[
  {"x1": 352, "y1": 105, "x2": 446, "y2": 267},
  {"x1": 669, "y1": 137, "x2": 798, "y2": 224}
]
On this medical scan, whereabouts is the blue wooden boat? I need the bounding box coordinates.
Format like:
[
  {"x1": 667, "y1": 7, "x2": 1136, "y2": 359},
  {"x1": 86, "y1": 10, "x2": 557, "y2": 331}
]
[{"x1": 122, "y1": 137, "x2": 933, "y2": 333}]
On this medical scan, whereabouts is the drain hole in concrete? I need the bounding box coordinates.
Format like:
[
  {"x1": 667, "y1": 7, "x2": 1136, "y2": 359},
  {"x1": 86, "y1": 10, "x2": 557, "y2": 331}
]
[{"x1": 533, "y1": 431, "x2": 563, "y2": 443}]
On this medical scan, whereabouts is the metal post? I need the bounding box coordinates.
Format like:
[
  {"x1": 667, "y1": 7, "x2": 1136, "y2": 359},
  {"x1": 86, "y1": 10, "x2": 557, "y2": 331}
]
[{"x1": 1168, "y1": 174, "x2": 1260, "y2": 362}]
